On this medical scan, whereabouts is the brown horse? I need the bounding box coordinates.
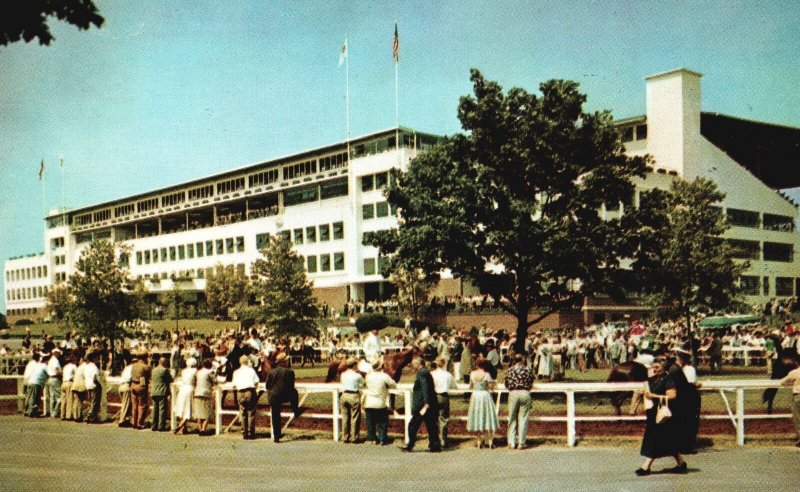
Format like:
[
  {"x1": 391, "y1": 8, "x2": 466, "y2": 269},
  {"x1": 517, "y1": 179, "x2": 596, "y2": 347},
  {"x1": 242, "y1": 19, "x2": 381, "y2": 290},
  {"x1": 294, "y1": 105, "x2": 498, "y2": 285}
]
[
  {"x1": 763, "y1": 351, "x2": 799, "y2": 414},
  {"x1": 324, "y1": 345, "x2": 421, "y2": 383},
  {"x1": 607, "y1": 361, "x2": 649, "y2": 415}
]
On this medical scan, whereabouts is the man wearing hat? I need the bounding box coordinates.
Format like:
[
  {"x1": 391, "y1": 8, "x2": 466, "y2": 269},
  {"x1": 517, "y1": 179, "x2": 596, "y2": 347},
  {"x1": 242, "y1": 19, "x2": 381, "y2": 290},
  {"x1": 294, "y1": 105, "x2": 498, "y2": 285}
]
[
  {"x1": 232, "y1": 354, "x2": 260, "y2": 439},
  {"x1": 363, "y1": 358, "x2": 396, "y2": 445},
  {"x1": 339, "y1": 357, "x2": 365, "y2": 443},
  {"x1": 265, "y1": 352, "x2": 301, "y2": 443}
]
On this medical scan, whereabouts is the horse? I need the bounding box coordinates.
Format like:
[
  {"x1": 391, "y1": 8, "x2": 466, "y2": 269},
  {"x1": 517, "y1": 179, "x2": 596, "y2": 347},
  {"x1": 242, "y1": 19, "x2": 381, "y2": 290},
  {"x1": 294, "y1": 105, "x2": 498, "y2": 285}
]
[
  {"x1": 606, "y1": 360, "x2": 649, "y2": 416},
  {"x1": 763, "y1": 346, "x2": 799, "y2": 414}
]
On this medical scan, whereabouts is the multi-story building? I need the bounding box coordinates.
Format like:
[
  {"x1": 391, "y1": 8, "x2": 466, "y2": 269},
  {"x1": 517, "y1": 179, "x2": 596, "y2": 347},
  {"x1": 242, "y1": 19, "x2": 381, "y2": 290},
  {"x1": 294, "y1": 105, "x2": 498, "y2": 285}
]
[{"x1": 5, "y1": 68, "x2": 800, "y2": 325}]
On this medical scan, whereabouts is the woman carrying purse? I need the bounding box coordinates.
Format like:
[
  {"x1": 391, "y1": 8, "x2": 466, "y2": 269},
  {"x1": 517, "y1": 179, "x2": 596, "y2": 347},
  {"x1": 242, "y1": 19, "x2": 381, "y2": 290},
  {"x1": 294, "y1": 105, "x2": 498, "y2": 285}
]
[{"x1": 636, "y1": 358, "x2": 688, "y2": 476}]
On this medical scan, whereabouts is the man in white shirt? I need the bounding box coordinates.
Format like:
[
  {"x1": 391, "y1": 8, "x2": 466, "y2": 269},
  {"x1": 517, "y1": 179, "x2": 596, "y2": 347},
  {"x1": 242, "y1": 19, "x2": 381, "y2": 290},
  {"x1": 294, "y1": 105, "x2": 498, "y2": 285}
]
[
  {"x1": 45, "y1": 349, "x2": 62, "y2": 418},
  {"x1": 363, "y1": 359, "x2": 397, "y2": 445},
  {"x1": 24, "y1": 353, "x2": 47, "y2": 417},
  {"x1": 22, "y1": 355, "x2": 39, "y2": 416},
  {"x1": 363, "y1": 329, "x2": 382, "y2": 365},
  {"x1": 232, "y1": 355, "x2": 260, "y2": 440},
  {"x1": 780, "y1": 361, "x2": 800, "y2": 446},
  {"x1": 339, "y1": 358, "x2": 365, "y2": 443},
  {"x1": 60, "y1": 355, "x2": 77, "y2": 420},
  {"x1": 83, "y1": 353, "x2": 101, "y2": 423},
  {"x1": 117, "y1": 355, "x2": 133, "y2": 427},
  {"x1": 430, "y1": 357, "x2": 457, "y2": 448}
]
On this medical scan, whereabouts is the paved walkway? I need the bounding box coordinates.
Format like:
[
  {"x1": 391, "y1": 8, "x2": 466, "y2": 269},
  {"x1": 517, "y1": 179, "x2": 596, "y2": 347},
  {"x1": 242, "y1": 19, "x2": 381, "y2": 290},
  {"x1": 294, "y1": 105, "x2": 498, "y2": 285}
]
[{"x1": 1, "y1": 416, "x2": 797, "y2": 491}]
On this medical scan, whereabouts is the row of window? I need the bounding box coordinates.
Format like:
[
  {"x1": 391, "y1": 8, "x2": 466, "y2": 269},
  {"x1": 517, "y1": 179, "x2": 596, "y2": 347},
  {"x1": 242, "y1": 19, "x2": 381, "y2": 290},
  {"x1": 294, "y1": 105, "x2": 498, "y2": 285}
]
[
  {"x1": 54, "y1": 272, "x2": 68, "y2": 283},
  {"x1": 362, "y1": 201, "x2": 396, "y2": 220},
  {"x1": 361, "y1": 171, "x2": 391, "y2": 192},
  {"x1": 620, "y1": 123, "x2": 648, "y2": 143},
  {"x1": 54, "y1": 255, "x2": 66, "y2": 266},
  {"x1": 363, "y1": 256, "x2": 389, "y2": 276},
  {"x1": 6, "y1": 307, "x2": 39, "y2": 316},
  {"x1": 283, "y1": 178, "x2": 349, "y2": 207},
  {"x1": 138, "y1": 263, "x2": 247, "y2": 282},
  {"x1": 6, "y1": 265, "x2": 48, "y2": 283},
  {"x1": 258, "y1": 221, "x2": 345, "y2": 249},
  {"x1": 726, "y1": 209, "x2": 794, "y2": 232},
  {"x1": 727, "y1": 239, "x2": 794, "y2": 262},
  {"x1": 135, "y1": 236, "x2": 246, "y2": 266},
  {"x1": 50, "y1": 237, "x2": 65, "y2": 249},
  {"x1": 740, "y1": 276, "x2": 800, "y2": 297},
  {"x1": 6, "y1": 285, "x2": 47, "y2": 301},
  {"x1": 306, "y1": 253, "x2": 345, "y2": 273},
  {"x1": 162, "y1": 191, "x2": 186, "y2": 207}
]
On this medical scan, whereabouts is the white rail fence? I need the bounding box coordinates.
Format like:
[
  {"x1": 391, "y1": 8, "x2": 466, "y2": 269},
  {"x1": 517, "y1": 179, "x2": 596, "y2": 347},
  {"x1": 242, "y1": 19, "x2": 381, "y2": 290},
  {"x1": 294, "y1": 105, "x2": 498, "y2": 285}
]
[{"x1": 1, "y1": 376, "x2": 790, "y2": 447}]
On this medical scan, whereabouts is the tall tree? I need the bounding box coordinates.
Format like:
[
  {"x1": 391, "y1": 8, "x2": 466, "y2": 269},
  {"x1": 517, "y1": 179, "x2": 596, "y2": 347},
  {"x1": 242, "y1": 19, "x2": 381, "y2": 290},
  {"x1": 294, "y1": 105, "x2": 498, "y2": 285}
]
[
  {"x1": 66, "y1": 241, "x2": 138, "y2": 343},
  {"x1": 45, "y1": 283, "x2": 72, "y2": 321},
  {"x1": 628, "y1": 177, "x2": 746, "y2": 353},
  {"x1": 251, "y1": 235, "x2": 318, "y2": 337},
  {"x1": 372, "y1": 70, "x2": 647, "y2": 352},
  {"x1": 389, "y1": 266, "x2": 433, "y2": 320},
  {"x1": 1, "y1": 0, "x2": 104, "y2": 46},
  {"x1": 204, "y1": 264, "x2": 249, "y2": 319}
]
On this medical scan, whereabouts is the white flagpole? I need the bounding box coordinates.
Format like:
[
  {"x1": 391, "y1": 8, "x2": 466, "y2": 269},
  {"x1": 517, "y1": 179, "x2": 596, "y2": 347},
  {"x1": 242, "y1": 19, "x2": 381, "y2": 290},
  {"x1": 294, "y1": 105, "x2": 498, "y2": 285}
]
[
  {"x1": 59, "y1": 155, "x2": 65, "y2": 211},
  {"x1": 394, "y1": 27, "x2": 399, "y2": 154},
  {"x1": 345, "y1": 36, "x2": 351, "y2": 161},
  {"x1": 40, "y1": 160, "x2": 47, "y2": 220}
]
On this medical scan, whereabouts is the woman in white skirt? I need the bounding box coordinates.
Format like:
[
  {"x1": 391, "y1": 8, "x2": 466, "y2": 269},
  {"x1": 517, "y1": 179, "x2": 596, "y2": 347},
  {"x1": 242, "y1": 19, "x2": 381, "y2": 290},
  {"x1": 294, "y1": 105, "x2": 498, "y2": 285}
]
[
  {"x1": 467, "y1": 360, "x2": 499, "y2": 448},
  {"x1": 173, "y1": 358, "x2": 197, "y2": 434},
  {"x1": 193, "y1": 359, "x2": 215, "y2": 435}
]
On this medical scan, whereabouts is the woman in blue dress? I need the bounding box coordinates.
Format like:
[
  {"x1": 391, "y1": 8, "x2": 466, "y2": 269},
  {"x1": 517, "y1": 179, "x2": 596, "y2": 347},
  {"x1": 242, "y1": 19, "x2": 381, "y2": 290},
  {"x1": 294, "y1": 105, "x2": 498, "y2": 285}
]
[
  {"x1": 636, "y1": 358, "x2": 688, "y2": 475},
  {"x1": 467, "y1": 360, "x2": 499, "y2": 448}
]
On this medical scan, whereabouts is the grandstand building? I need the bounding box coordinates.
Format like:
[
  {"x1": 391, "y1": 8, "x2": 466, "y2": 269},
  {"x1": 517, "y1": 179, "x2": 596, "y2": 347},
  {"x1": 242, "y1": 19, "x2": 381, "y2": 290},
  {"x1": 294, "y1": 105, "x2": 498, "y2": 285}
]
[{"x1": 5, "y1": 68, "x2": 800, "y2": 324}]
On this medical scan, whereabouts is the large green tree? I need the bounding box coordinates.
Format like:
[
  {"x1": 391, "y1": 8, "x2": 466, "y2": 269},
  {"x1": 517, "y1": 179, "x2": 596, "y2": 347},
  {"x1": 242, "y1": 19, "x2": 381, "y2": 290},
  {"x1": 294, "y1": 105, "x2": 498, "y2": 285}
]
[
  {"x1": 66, "y1": 240, "x2": 139, "y2": 343},
  {"x1": 628, "y1": 177, "x2": 746, "y2": 351},
  {"x1": 45, "y1": 283, "x2": 72, "y2": 321},
  {"x1": 251, "y1": 235, "x2": 318, "y2": 336},
  {"x1": 1, "y1": 0, "x2": 104, "y2": 46},
  {"x1": 373, "y1": 70, "x2": 647, "y2": 352},
  {"x1": 204, "y1": 264, "x2": 249, "y2": 319}
]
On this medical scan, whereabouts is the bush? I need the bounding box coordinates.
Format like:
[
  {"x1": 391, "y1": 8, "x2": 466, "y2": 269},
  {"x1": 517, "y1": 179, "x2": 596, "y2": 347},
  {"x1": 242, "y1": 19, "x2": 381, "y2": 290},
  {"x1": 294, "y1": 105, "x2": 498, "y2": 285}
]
[
  {"x1": 355, "y1": 314, "x2": 389, "y2": 333},
  {"x1": 14, "y1": 319, "x2": 34, "y2": 326}
]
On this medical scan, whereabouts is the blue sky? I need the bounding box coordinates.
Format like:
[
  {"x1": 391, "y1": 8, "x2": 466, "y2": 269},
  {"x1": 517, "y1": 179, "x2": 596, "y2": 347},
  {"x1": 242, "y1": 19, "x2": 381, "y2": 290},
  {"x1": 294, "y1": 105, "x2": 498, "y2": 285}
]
[{"x1": 2, "y1": 0, "x2": 800, "y2": 312}]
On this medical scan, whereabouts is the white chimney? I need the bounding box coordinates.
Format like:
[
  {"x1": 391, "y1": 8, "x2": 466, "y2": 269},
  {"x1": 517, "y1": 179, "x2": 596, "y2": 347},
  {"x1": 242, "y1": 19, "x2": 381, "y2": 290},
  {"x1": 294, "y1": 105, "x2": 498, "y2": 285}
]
[{"x1": 644, "y1": 68, "x2": 702, "y2": 175}]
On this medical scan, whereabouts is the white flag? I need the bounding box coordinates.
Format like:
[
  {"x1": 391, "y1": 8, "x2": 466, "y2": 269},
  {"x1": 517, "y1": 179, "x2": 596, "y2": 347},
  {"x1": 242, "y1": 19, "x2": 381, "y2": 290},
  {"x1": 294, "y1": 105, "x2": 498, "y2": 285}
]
[{"x1": 338, "y1": 39, "x2": 347, "y2": 67}]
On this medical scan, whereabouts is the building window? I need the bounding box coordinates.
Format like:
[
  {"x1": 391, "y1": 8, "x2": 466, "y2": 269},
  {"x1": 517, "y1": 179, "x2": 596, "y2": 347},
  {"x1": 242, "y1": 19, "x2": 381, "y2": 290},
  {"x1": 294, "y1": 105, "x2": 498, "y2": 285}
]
[
  {"x1": 256, "y1": 233, "x2": 270, "y2": 250},
  {"x1": 375, "y1": 172, "x2": 388, "y2": 189},
  {"x1": 763, "y1": 242, "x2": 793, "y2": 262},
  {"x1": 307, "y1": 255, "x2": 317, "y2": 273},
  {"x1": 197, "y1": 268, "x2": 205, "y2": 279},
  {"x1": 333, "y1": 252, "x2": 344, "y2": 271},
  {"x1": 169, "y1": 247, "x2": 176, "y2": 261},
  {"x1": 727, "y1": 239, "x2": 760, "y2": 260},
  {"x1": 320, "y1": 177, "x2": 348, "y2": 199},
  {"x1": 136, "y1": 252, "x2": 143, "y2": 265},
  {"x1": 280, "y1": 230, "x2": 291, "y2": 242},
  {"x1": 136, "y1": 197, "x2": 159, "y2": 213},
  {"x1": 150, "y1": 249, "x2": 157, "y2": 263},
  {"x1": 226, "y1": 238, "x2": 234, "y2": 254},
  {"x1": 313, "y1": 225, "x2": 328, "y2": 243},
  {"x1": 249, "y1": 169, "x2": 280, "y2": 188},
  {"x1": 763, "y1": 276, "x2": 771, "y2": 296},
  {"x1": 188, "y1": 184, "x2": 214, "y2": 201},
  {"x1": 333, "y1": 221, "x2": 344, "y2": 240},
  {"x1": 362, "y1": 175, "x2": 375, "y2": 192},
  {"x1": 320, "y1": 254, "x2": 331, "y2": 272},
  {"x1": 306, "y1": 227, "x2": 316, "y2": 243},
  {"x1": 178, "y1": 245, "x2": 185, "y2": 260},
  {"x1": 726, "y1": 208, "x2": 760, "y2": 228},
  {"x1": 776, "y1": 277, "x2": 794, "y2": 296},
  {"x1": 206, "y1": 241, "x2": 214, "y2": 256},
  {"x1": 378, "y1": 255, "x2": 389, "y2": 274},
  {"x1": 187, "y1": 244, "x2": 194, "y2": 259},
  {"x1": 158, "y1": 248, "x2": 166, "y2": 262},
  {"x1": 217, "y1": 177, "x2": 245, "y2": 195},
  {"x1": 236, "y1": 236, "x2": 245, "y2": 253},
  {"x1": 363, "y1": 258, "x2": 376, "y2": 275},
  {"x1": 144, "y1": 250, "x2": 151, "y2": 264},
  {"x1": 318, "y1": 152, "x2": 348, "y2": 172},
  {"x1": 196, "y1": 242, "x2": 204, "y2": 258},
  {"x1": 621, "y1": 126, "x2": 634, "y2": 143},
  {"x1": 215, "y1": 239, "x2": 224, "y2": 255},
  {"x1": 293, "y1": 229, "x2": 304, "y2": 244},
  {"x1": 283, "y1": 184, "x2": 319, "y2": 207},
  {"x1": 282, "y1": 159, "x2": 317, "y2": 180},
  {"x1": 635, "y1": 124, "x2": 648, "y2": 140},
  {"x1": 161, "y1": 191, "x2": 186, "y2": 208},
  {"x1": 763, "y1": 213, "x2": 794, "y2": 232},
  {"x1": 375, "y1": 201, "x2": 389, "y2": 218},
  {"x1": 362, "y1": 203, "x2": 375, "y2": 220}
]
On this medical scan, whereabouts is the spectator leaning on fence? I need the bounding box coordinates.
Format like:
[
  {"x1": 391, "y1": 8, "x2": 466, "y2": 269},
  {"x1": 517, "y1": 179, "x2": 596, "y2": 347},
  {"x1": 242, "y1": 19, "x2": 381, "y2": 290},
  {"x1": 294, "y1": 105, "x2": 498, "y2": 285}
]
[
  {"x1": 232, "y1": 354, "x2": 259, "y2": 440},
  {"x1": 150, "y1": 357, "x2": 173, "y2": 432},
  {"x1": 60, "y1": 355, "x2": 76, "y2": 421},
  {"x1": 779, "y1": 359, "x2": 800, "y2": 447},
  {"x1": 430, "y1": 356, "x2": 456, "y2": 449},
  {"x1": 505, "y1": 354, "x2": 535, "y2": 450},
  {"x1": 25, "y1": 353, "x2": 47, "y2": 418},
  {"x1": 339, "y1": 357, "x2": 365, "y2": 444},
  {"x1": 45, "y1": 349, "x2": 62, "y2": 418}
]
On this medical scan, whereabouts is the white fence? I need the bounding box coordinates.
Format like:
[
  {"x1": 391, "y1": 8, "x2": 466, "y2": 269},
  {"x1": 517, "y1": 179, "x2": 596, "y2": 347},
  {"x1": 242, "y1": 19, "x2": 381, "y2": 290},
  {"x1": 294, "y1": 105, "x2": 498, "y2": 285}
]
[{"x1": 3, "y1": 375, "x2": 791, "y2": 447}]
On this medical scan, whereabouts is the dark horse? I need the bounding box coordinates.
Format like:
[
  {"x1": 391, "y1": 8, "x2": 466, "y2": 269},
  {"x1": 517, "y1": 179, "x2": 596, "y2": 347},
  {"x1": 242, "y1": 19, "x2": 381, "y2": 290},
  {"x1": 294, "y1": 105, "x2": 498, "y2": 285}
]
[
  {"x1": 325, "y1": 345, "x2": 421, "y2": 383},
  {"x1": 607, "y1": 361, "x2": 649, "y2": 416},
  {"x1": 763, "y1": 337, "x2": 799, "y2": 414}
]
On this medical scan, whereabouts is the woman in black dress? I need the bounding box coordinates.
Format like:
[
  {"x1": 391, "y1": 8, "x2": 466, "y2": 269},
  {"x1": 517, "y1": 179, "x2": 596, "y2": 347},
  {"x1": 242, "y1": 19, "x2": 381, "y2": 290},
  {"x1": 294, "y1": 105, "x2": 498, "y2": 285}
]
[{"x1": 636, "y1": 358, "x2": 688, "y2": 476}]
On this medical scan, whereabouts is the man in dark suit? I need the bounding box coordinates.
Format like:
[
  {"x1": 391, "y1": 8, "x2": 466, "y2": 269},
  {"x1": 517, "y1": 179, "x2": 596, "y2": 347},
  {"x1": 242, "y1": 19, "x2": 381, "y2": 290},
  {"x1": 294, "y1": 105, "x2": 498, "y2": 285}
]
[
  {"x1": 400, "y1": 357, "x2": 441, "y2": 452},
  {"x1": 150, "y1": 357, "x2": 173, "y2": 431},
  {"x1": 265, "y1": 353, "x2": 301, "y2": 443}
]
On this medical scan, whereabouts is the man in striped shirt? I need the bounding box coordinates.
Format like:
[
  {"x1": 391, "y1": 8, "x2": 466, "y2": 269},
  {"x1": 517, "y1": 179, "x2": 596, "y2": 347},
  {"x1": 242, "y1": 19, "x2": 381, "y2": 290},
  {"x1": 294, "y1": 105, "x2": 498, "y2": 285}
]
[{"x1": 504, "y1": 354, "x2": 534, "y2": 449}]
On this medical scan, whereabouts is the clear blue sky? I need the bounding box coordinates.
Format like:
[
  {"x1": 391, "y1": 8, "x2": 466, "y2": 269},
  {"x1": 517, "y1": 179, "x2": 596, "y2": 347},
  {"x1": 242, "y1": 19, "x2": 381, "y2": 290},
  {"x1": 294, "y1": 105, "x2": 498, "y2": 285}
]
[{"x1": 2, "y1": 0, "x2": 799, "y2": 312}]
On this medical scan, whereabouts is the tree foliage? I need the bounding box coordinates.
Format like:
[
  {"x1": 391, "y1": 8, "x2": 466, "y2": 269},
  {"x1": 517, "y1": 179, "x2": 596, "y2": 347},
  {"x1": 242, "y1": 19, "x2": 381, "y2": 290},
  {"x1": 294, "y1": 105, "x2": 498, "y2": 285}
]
[
  {"x1": 372, "y1": 70, "x2": 647, "y2": 352},
  {"x1": 251, "y1": 235, "x2": 318, "y2": 337},
  {"x1": 1, "y1": 0, "x2": 104, "y2": 46},
  {"x1": 204, "y1": 264, "x2": 249, "y2": 319},
  {"x1": 66, "y1": 240, "x2": 138, "y2": 342},
  {"x1": 388, "y1": 266, "x2": 432, "y2": 319},
  {"x1": 629, "y1": 177, "x2": 746, "y2": 323},
  {"x1": 45, "y1": 283, "x2": 72, "y2": 321}
]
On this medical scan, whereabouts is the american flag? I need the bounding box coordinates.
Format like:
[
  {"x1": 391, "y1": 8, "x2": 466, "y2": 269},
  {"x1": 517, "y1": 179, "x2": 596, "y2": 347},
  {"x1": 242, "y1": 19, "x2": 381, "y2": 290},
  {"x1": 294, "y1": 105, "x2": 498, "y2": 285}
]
[{"x1": 392, "y1": 24, "x2": 399, "y2": 63}]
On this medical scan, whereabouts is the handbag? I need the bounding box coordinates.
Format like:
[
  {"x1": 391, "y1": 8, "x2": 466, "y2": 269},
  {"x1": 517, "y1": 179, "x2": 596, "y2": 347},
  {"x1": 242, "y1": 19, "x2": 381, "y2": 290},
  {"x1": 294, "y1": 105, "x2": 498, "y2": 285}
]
[{"x1": 655, "y1": 396, "x2": 671, "y2": 423}]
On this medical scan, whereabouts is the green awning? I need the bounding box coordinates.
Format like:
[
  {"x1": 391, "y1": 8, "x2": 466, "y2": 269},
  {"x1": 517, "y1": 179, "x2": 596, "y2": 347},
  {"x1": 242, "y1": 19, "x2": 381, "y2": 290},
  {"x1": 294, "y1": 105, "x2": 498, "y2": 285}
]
[{"x1": 698, "y1": 315, "x2": 760, "y2": 328}]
